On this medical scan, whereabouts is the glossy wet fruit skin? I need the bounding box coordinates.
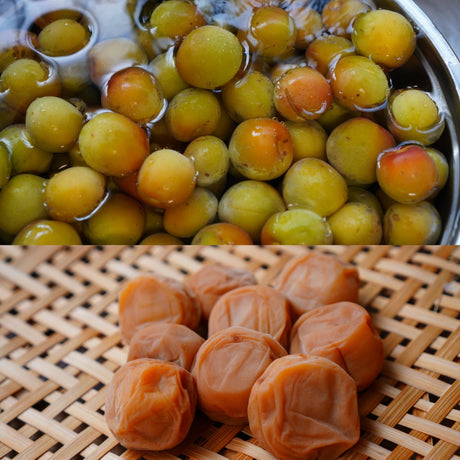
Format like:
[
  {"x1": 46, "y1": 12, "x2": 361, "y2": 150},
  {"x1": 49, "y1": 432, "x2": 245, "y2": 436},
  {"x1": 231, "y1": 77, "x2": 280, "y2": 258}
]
[
  {"x1": 426, "y1": 148, "x2": 449, "y2": 198},
  {"x1": 0, "y1": 174, "x2": 48, "y2": 238},
  {"x1": 0, "y1": 124, "x2": 52, "y2": 174},
  {"x1": 376, "y1": 144, "x2": 439, "y2": 204},
  {"x1": 78, "y1": 111, "x2": 150, "y2": 177},
  {"x1": 102, "y1": 66, "x2": 165, "y2": 124},
  {"x1": 326, "y1": 117, "x2": 396, "y2": 185},
  {"x1": 83, "y1": 192, "x2": 146, "y2": 244},
  {"x1": 274, "y1": 66, "x2": 333, "y2": 121},
  {"x1": 149, "y1": 48, "x2": 190, "y2": 101},
  {"x1": 137, "y1": 148, "x2": 197, "y2": 209},
  {"x1": 282, "y1": 158, "x2": 348, "y2": 217},
  {"x1": 306, "y1": 34, "x2": 354, "y2": 76},
  {"x1": 260, "y1": 208, "x2": 333, "y2": 245},
  {"x1": 0, "y1": 143, "x2": 11, "y2": 187},
  {"x1": 165, "y1": 88, "x2": 221, "y2": 142},
  {"x1": 0, "y1": 58, "x2": 61, "y2": 113},
  {"x1": 218, "y1": 180, "x2": 286, "y2": 242},
  {"x1": 44, "y1": 166, "x2": 107, "y2": 222},
  {"x1": 229, "y1": 118, "x2": 293, "y2": 181},
  {"x1": 383, "y1": 201, "x2": 442, "y2": 245},
  {"x1": 37, "y1": 18, "x2": 90, "y2": 57},
  {"x1": 191, "y1": 222, "x2": 253, "y2": 245},
  {"x1": 322, "y1": 0, "x2": 371, "y2": 37},
  {"x1": 352, "y1": 9, "x2": 416, "y2": 69},
  {"x1": 13, "y1": 219, "x2": 82, "y2": 244},
  {"x1": 241, "y1": 6, "x2": 297, "y2": 59},
  {"x1": 327, "y1": 201, "x2": 382, "y2": 245},
  {"x1": 176, "y1": 25, "x2": 244, "y2": 90},
  {"x1": 347, "y1": 186, "x2": 384, "y2": 221},
  {"x1": 286, "y1": 120, "x2": 327, "y2": 161},
  {"x1": 329, "y1": 55, "x2": 390, "y2": 111},
  {"x1": 25, "y1": 96, "x2": 83, "y2": 153},
  {"x1": 183, "y1": 136, "x2": 229, "y2": 187},
  {"x1": 221, "y1": 70, "x2": 275, "y2": 123},
  {"x1": 386, "y1": 89, "x2": 445, "y2": 146},
  {"x1": 149, "y1": 0, "x2": 206, "y2": 46},
  {"x1": 163, "y1": 187, "x2": 218, "y2": 238}
]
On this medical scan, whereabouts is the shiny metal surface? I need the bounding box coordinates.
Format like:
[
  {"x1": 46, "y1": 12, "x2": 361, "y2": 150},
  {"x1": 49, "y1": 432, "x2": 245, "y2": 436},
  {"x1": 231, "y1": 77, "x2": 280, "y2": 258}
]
[{"x1": 374, "y1": 0, "x2": 460, "y2": 243}]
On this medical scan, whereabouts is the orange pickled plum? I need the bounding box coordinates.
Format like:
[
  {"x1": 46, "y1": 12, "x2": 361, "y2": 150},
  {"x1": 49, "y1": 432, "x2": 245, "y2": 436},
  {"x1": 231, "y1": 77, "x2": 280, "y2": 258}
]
[
  {"x1": 127, "y1": 323, "x2": 204, "y2": 371},
  {"x1": 191, "y1": 326, "x2": 287, "y2": 424},
  {"x1": 272, "y1": 252, "x2": 360, "y2": 317},
  {"x1": 248, "y1": 354, "x2": 360, "y2": 460},
  {"x1": 118, "y1": 274, "x2": 201, "y2": 343},
  {"x1": 105, "y1": 359, "x2": 197, "y2": 451},
  {"x1": 208, "y1": 285, "x2": 291, "y2": 348},
  {"x1": 290, "y1": 301, "x2": 384, "y2": 390},
  {"x1": 185, "y1": 265, "x2": 257, "y2": 321}
]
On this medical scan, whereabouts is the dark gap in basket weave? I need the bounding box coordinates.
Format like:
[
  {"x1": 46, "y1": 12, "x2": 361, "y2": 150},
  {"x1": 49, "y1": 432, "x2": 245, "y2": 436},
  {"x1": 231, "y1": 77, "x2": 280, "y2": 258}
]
[
  {"x1": 93, "y1": 381, "x2": 105, "y2": 392},
  {"x1": 8, "y1": 417, "x2": 25, "y2": 431},
  {"x1": 74, "y1": 422, "x2": 88, "y2": 434}
]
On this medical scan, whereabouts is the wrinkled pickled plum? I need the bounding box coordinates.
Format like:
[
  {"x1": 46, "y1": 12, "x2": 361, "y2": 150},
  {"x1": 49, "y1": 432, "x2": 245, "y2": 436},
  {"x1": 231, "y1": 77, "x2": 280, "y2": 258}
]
[
  {"x1": 0, "y1": 58, "x2": 61, "y2": 113},
  {"x1": 326, "y1": 117, "x2": 396, "y2": 185},
  {"x1": 25, "y1": 96, "x2": 83, "y2": 153},
  {"x1": 222, "y1": 70, "x2": 275, "y2": 122},
  {"x1": 38, "y1": 18, "x2": 90, "y2": 57},
  {"x1": 329, "y1": 55, "x2": 390, "y2": 111},
  {"x1": 88, "y1": 38, "x2": 148, "y2": 88},
  {"x1": 191, "y1": 222, "x2": 253, "y2": 244},
  {"x1": 218, "y1": 180, "x2": 285, "y2": 241},
  {"x1": 149, "y1": 48, "x2": 190, "y2": 101},
  {"x1": 163, "y1": 187, "x2": 218, "y2": 238},
  {"x1": 240, "y1": 6, "x2": 297, "y2": 59},
  {"x1": 13, "y1": 219, "x2": 82, "y2": 244},
  {"x1": 0, "y1": 174, "x2": 47, "y2": 238},
  {"x1": 261, "y1": 208, "x2": 333, "y2": 245},
  {"x1": 327, "y1": 201, "x2": 382, "y2": 244},
  {"x1": 137, "y1": 148, "x2": 196, "y2": 209},
  {"x1": 383, "y1": 201, "x2": 441, "y2": 245},
  {"x1": 248, "y1": 354, "x2": 360, "y2": 460},
  {"x1": 229, "y1": 118, "x2": 293, "y2": 181},
  {"x1": 352, "y1": 9, "x2": 416, "y2": 69},
  {"x1": 105, "y1": 359, "x2": 197, "y2": 451},
  {"x1": 285, "y1": 120, "x2": 327, "y2": 161},
  {"x1": 274, "y1": 66, "x2": 333, "y2": 121},
  {"x1": 78, "y1": 111, "x2": 149, "y2": 177},
  {"x1": 0, "y1": 124, "x2": 52, "y2": 174},
  {"x1": 282, "y1": 158, "x2": 348, "y2": 217},
  {"x1": 306, "y1": 34, "x2": 355, "y2": 76},
  {"x1": 376, "y1": 144, "x2": 438, "y2": 204},
  {"x1": 149, "y1": 0, "x2": 206, "y2": 47},
  {"x1": 176, "y1": 25, "x2": 244, "y2": 89},
  {"x1": 44, "y1": 166, "x2": 106, "y2": 222},
  {"x1": 102, "y1": 66, "x2": 165, "y2": 124},
  {"x1": 322, "y1": 0, "x2": 371, "y2": 37},
  {"x1": 165, "y1": 88, "x2": 221, "y2": 142},
  {"x1": 191, "y1": 326, "x2": 287, "y2": 424},
  {"x1": 386, "y1": 89, "x2": 445, "y2": 146},
  {"x1": 183, "y1": 135, "x2": 230, "y2": 187},
  {"x1": 83, "y1": 192, "x2": 145, "y2": 244}
]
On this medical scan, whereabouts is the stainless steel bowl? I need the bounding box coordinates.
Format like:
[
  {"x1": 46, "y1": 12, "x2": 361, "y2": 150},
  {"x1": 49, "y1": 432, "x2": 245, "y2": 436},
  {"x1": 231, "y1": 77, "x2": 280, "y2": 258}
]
[{"x1": 375, "y1": 0, "x2": 460, "y2": 243}]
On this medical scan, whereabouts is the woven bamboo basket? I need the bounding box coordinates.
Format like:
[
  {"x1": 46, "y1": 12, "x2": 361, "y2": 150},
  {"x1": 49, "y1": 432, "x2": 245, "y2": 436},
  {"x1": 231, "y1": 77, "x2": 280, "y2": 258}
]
[{"x1": 0, "y1": 245, "x2": 459, "y2": 460}]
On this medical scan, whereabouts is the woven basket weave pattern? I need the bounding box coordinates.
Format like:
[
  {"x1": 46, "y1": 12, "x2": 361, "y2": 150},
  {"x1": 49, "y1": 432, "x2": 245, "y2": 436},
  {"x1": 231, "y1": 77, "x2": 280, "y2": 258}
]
[{"x1": 0, "y1": 245, "x2": 459, "y2": 459}]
